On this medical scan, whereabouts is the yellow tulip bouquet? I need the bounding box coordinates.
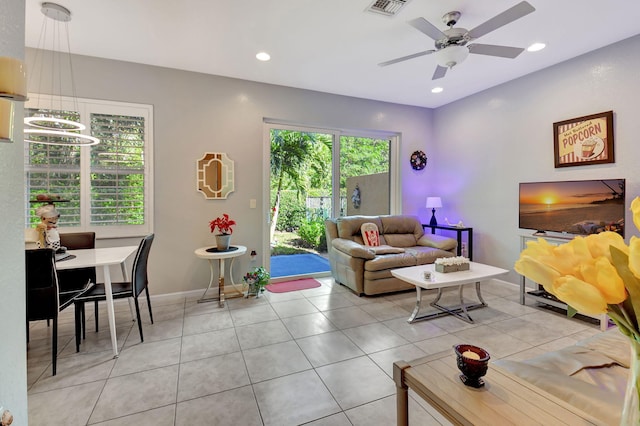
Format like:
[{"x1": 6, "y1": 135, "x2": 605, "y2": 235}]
[{"x1": 515, "y1": 196, "x2": 640, "y2": 423}]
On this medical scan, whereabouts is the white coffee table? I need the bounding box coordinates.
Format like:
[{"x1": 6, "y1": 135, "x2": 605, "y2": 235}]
[{"x1": 391, "y1": 262, "x2": 508, "y2": 324}]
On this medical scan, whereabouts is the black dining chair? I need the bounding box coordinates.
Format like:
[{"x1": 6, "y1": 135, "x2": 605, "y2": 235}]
[
  {"x1": 58, "y1": 232, "x2": 96, "y2": 350},
  {"x1": 26, "y1": 248, "x2": 95, "y2": 376},
  {"x1": 75, "y1": 234, "x2": 155, "y2": 343}
]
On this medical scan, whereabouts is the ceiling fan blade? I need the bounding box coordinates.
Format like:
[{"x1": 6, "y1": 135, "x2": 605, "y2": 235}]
[
  {"x1": 467, "y1": 1, "x2": 535, "y2": 40},
  {"x1": 378, "y1": 50, "x2": 435, "y2": 67},
  {"x1": 432, "y1": 65, "x2": 447, "y2": 80},
  {"x1": 408, "y1": 17, "x2": 447, "y2": 41},
  {"x1": 468, "y1": 43, "x2": 524, "y2": 59}
]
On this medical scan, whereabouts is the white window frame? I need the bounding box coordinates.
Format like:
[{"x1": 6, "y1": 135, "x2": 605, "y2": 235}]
[{"x1": 24, "y1": 94, "x2": 154, "y2": 239}]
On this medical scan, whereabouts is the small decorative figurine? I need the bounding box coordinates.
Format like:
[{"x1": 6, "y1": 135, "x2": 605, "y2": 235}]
[
  {"x1": 35, "y1": 204, "x2": 62, "y2": 251},
  {"x1": 444, "y1": 217, "x2": 465, "y2": 228},
  {"x1": 351, "y1": 185, "x2": 361, "y2": 209},
  {"x1": 0, "y1": 407, "x2": 13, "y2": 426}
]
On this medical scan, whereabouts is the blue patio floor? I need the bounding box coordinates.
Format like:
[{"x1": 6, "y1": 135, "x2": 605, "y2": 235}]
[{"x1": 270, "y1": 253, "x2": 330, "y2": 278}]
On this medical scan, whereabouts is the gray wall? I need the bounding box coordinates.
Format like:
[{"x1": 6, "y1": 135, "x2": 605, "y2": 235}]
[
  {"x1": 0, "y1": 0, "x2": 27, "y2": 422},
  {"x1": 23, "y1": 34, "x2": 640, "y2": 299},
  {"x1": 432, "y1": 34, "x2": 640, "y2": 284},
  {"x1": 26, "y1": 48, "x2": 435, "y2": 296},
  {"x1": 346, "y1": 173, "x2": 390, "y2": 216}
]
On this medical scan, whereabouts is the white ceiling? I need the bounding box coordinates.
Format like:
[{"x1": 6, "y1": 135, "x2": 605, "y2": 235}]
[{"x1": 24, "y1": 0, "x2": 640, "y2": 108}]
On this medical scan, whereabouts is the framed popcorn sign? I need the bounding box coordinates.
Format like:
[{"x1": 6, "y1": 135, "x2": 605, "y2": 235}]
[{"x1": 553, "y1": 110, "x2": 614, "y2": 168}]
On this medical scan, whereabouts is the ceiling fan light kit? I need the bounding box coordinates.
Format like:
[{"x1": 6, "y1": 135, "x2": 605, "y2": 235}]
[
  {"x1": 435, "y1": 45, "x2": 469, "y2": 69},
  {"x1": 379, "y1": 1, "x2": 536, "y2": 80}
]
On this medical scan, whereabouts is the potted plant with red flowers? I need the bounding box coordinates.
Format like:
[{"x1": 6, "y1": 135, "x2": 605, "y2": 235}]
[
  {"x1": 243, "y1": 266, "x2": 270, "y2": 298},
  {"x1": 209, "y1": 213, "x2": 236, "y2": 251}
]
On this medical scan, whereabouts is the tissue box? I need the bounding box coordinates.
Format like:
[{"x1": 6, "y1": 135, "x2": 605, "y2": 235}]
[{"x1": 435, "y1": 263, "x2": 470, "y2": 273}]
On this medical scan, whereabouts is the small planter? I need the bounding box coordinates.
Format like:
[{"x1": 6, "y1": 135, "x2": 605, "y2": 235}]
[
  {"x1": 215, "y1": 234, "x2": 231, "y2": 251},
  {"x1": 245, "y1": 279, "x2": 257, "y2": 297},
  {"x1": 246, "y1": 282, "x2": 266, "y2": 298},
  {"x1": 243, "y1": 266, "x2": 270, "y2": 298}
]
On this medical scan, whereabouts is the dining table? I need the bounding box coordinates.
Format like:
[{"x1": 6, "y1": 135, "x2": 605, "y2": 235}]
[{"x1": 55, "y1": 245, "x2": 138, "y2": 358}]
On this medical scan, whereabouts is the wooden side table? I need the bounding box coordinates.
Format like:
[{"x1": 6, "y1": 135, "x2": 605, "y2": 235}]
[
  {"x1": 394, "y1": 353, "x2": 602, "y2": 426},
  {"x1": 195, "y1": 245, "x2": 247, "y2": 307}
]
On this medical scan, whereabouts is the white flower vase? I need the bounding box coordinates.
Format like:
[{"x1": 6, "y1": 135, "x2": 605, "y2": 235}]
[
  {"x1": 622, "y1": 338, "x2": 640, "y2": 425},
  {"x1": 215, "y1": 233, "x2": 231, "y2": 251}
]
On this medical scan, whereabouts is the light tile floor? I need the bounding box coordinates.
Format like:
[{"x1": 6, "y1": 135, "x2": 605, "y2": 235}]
[{"x1": 27, "y1": 278, "x2": 603, "y2": 425}]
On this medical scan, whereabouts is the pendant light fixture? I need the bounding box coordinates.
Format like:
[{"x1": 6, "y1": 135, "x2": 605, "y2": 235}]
[{"x1": 24, "y1": 2, "x2": 99, "y2": 146}]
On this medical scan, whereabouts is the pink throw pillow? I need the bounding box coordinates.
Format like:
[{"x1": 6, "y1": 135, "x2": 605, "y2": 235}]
[{"x1": 361, "y1": 222, "x2": 380, "y2": 247}]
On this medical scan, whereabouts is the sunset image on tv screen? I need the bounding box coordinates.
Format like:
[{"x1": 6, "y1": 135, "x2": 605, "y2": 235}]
[{"x1": 519, "y1": 179, "x2": 625, "y2": 236}]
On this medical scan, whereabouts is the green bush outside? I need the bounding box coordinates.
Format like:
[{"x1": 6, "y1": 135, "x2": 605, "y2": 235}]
[
  {"x1": 271, "y1": 190, "x2": 306, "y2": 231},
  {"x1": 270, "y1": 188, "x2": 330, "y2": 252},
  {"x1": 298, "y1": 216, "x2": 325, "y2": 249}
]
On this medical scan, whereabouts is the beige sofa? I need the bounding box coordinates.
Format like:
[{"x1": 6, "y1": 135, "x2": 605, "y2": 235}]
[
  {"x1": 495, "y1": 328, "x2": 628, "y2": 425},
  {"x1": 325, "y1": 215, "x2": 457, "y2": 295}
]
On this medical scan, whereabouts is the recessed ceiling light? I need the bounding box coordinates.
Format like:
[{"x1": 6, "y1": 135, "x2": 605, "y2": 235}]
[
  {"x1": 527, "y1": 43, "x2": 546, "y2": 52},
  {"x1": 256, "y1": 52, "x2": 271, "y2": 61},
  {"x1": 431, "y1": 87, "x2": 443, "y2": 94}
]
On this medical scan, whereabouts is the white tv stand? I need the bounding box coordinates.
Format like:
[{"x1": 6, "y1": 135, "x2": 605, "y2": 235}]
[{"x1": 519, "y1": 233, "x2": 610, "y2": 331}]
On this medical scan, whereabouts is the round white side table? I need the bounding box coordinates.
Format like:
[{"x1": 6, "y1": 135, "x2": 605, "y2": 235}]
[{"x1": 195, "y1": 245, "x2": 247, "y2": 307}]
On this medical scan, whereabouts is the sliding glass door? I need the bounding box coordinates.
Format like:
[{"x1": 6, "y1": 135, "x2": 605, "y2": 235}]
[{"x1": 264, "y1": 123, "x2": 398, "y2": 280}]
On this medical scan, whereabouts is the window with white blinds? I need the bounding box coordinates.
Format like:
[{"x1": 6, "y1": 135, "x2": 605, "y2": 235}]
[{"x1": 24, "y1": 95, "x2": 154, "y2": 238}]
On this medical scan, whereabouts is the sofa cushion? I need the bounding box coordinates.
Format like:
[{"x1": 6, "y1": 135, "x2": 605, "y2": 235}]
[
  {"x1": 379, "y1": 215, "x2": 423, "y2": 247},
  {"x1": 332, "y1": 238, "x2": 375, "y2": 260},
  {"x1": 383, "y1": 233, "x2": 419, "y2": 248},
  {"x1": 379, "y1": 215, "x2": 423, "y2": 236},
  {"x1": 408, "y1": 247, "x2": 454, "y2": 265},
  {"x1": 364, "y1": 252, "x2": 417, "y2": 271},
  {"x1": 361, "y1": 222, "x2": 381, "y2": 247},
  {"x1": 417, "y1": 234, "x2": 458, "y2": 251},
  {"x1": 336, "y1": 216, "x2": 384, "y2": 245},
  {"x1": 367, "y1": 245, "x2": 405, "y2": 255}
]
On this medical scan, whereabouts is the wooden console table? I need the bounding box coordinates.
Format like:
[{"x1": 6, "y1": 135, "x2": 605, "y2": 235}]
[{"x1": 393, "y1": 352, "x2": 602, "y2": 426}]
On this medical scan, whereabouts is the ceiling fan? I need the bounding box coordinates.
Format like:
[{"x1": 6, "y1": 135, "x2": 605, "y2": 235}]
[{"x1": 379, "y1": 1, "x2": 536, "y2": 80}]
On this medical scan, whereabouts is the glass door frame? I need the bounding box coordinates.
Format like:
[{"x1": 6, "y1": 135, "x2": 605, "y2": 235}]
[{"x1": 262, "y1": 120, "x2": 401, "y2": 275}]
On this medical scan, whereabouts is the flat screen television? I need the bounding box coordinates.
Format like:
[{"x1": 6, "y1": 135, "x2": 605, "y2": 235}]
[{"x1": 519, "y1": 178, "x2": 625, "y2": 237}]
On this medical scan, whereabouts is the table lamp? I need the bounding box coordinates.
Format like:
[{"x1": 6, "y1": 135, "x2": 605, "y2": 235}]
[{"x1": 426, "y1": 197, "x2": 442, "y2": 227}]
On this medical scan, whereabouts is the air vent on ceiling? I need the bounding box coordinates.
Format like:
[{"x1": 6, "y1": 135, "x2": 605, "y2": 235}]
[{"x1": 366, "y1": 0, "x2": 410, "y2": 17}]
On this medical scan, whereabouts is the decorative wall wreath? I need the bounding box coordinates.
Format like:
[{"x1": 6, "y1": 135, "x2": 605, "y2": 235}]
[{"x1": 410, "y1": 150, "x2": 427, "y2": 170}]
